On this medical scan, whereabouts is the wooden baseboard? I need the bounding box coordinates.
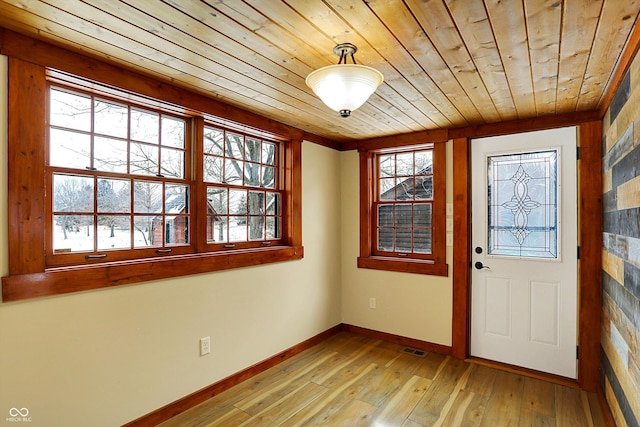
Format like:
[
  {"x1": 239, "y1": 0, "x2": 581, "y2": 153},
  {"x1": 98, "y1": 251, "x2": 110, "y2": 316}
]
[
  {"x1": 341, "y1": 324, "x2": 452, "y2": 356},
  {"x1": 122, "y1": 324, "x2": 342, "y2": 426}
]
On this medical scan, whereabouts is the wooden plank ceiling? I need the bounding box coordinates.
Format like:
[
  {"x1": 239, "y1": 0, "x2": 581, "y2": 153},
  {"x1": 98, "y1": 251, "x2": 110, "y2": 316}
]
[{"x1": 0, "y1": 0, "x2": 638, "y2": 143}]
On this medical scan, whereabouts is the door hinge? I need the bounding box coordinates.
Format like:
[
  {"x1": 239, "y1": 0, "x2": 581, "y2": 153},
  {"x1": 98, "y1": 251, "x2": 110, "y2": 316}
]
[
  {"x1": 576, "y1": 146, "x2": 581, "y2": 160},
  {"x1": 576, "y1": 345, "x2": 579, "y2": 359},
  {"x1": 577, "y1": 246, "x2": 580, "y2": 259}
]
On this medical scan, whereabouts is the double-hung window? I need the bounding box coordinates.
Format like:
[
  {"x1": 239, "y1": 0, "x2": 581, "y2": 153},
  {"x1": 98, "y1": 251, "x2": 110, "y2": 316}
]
[
  {"x1": 358, "y1": 142, "x2": 447, "y2": 276},
  {"x1": 202, "y1": 126, "x2": 282, "y2": 249},
  {"x1": 47, "y1": 86, "x2": 192, "y2": 266},
  {"x1": 2, "y1": 59, "x2": 302, "y2": 301}
]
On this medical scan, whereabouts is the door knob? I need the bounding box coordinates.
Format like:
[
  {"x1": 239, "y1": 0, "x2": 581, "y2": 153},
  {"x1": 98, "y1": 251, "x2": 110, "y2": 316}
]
[{"x1": 474, "y1": 261, "x2": 490, "y2": 270}]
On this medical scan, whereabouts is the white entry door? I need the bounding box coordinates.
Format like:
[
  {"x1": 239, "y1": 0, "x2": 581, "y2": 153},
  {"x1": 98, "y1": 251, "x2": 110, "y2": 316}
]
[{"x1": 470, "y1": 127, "x2": 578, "y2": 379}]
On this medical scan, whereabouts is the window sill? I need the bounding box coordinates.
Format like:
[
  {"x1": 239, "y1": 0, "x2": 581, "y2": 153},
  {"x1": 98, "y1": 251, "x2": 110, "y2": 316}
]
[
  {"x1": 2, "y1": 245, "x2": 304, "y2": 302},
  {"x1": 357, "y1": 256, "x2": 448, "y2": 276}
]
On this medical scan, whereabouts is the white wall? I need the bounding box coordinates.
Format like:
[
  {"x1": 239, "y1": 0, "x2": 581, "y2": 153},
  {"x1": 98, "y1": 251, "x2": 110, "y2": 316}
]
[
  {"x1": 0, "y1": 53, "x2": 343, "y2": 426},
  {"x1": 339, "y1": 146, "x2": 453, "y2": 346}
]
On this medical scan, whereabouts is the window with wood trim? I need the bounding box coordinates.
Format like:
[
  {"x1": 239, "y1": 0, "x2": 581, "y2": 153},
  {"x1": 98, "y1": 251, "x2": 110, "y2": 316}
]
[
  {"x1": 358, "y1": 143, "x2": 448, "y2": 276},
  {"x1": 2, "y1": 57, "x2": 303, "y2": 302},
  {"x1": 47, "y1": 85, "x2": 194, "y2": 266}
]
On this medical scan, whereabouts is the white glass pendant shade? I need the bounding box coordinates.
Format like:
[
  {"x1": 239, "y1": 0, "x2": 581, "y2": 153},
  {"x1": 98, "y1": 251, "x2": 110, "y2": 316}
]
[{"x1": 306, "y1": 64, "x2": 384, "y2": 117}]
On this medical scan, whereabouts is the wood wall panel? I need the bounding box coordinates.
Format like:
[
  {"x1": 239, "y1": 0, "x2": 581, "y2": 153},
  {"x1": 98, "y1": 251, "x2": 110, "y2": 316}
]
[{"x1": 600, "y1": 53, "x2": 640, "y2": 426}]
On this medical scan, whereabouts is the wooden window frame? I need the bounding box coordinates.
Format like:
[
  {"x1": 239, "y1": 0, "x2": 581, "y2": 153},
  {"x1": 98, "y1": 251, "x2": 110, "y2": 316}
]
[
  {"x1": 2, "y1": 57, "x2": 303, "y2": 302},
  {"x1": 357, "y1": 142, "x2": 448, "y2": 276}
]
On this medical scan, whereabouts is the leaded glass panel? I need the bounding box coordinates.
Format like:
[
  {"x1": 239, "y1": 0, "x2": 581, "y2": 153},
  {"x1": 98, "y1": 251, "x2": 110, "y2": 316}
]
[{"x1": 487, "y1": 150, "x2": 558, "y2": 258}]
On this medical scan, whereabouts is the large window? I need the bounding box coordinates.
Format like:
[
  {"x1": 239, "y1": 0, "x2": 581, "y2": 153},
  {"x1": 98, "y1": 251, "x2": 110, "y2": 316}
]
[
  {"x1": 47, "y1": 87, "x2": 192, "y2": 266},
  {"x1": 358, "y1": 143, "x2": 447, "y2": 276},
  {"x1": 2, "y1": 56, "x2": 302, "y2": 301}
]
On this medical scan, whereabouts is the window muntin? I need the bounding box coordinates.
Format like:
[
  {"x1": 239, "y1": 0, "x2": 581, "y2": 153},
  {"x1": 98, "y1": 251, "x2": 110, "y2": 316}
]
[
  {"x1": 47, "y1": 86, "x2": 191, "y2": 265},
  {"x1": 374, "y1": 148, "x2": 435, "y2": 259},
  {"x1": 203, "y1": 126, "x2": 282, "y2": 246}
]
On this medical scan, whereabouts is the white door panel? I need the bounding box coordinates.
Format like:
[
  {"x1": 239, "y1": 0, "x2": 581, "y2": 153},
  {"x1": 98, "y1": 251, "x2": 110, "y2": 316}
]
[{"x1": 471, "y1": 127, "x2": 577, "y2": 379}]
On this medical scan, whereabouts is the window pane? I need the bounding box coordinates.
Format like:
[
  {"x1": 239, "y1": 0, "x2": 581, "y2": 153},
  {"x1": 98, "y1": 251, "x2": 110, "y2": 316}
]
[
  {"x1": 266, "y1": 217, "x2": 279, "y2": 239},
  {"x1": 166, "y1": 216, "x2": 189, "y2": 245},
  {"x1": 49, "y1": 128, "x2": 91, "y2": 169},
  {"x1": 262, "y1": 166, "x2": 276, "y2": 189},
  {"x1": 204, "y1": 155, "x2": 223, "y2": 183},
  {"x1": 94, "y1": 100, "x2": 127, "y2": 138},
  {"x1": 133, "y1": 215, "x2": 159, "y2": 248},
  {"x1": 208, "y1": 186, "x2": 228, "y2": 215},
  {"x1": 230, "y1": 216, "x2": 247, "y2": 242},
  {"x1": 244, "y1": 162, "x2": 261, "y2": 187},
  {"x1": 166, "y1": 184, "x2": 189, "y2": 214},
  {"x1": 130, "y1": 142, "x2": 158, "y2": 176},
  {"x1": 207, "y1": 215, "x2": 227, "y2": 243},
  {"x1": 53, "y1": 215, "x2": 93, "y2": 253},
  {"x1": 378, "y1": 228, "x2": 393, "y2": 251},
  {"x1": 97, "y1": 215, "x2": 131, "y2": 250},
  {"x1": 415, "y1": 150, "x2": 433, "y2": 174},
  {"x1": 249, "y1": 216, "x2": 265, "y2": 240},
  {"x1": 97, "y1": 178, "x2": 130, "y2": 213},
  {"x1": 226, "y1": 133, "x2": 244, "y2": 159},
  {"x1": 130, "y1": 109, "x2": 159, "y2": 143},
  {"x1": 396, "y1": 178, "x2": 415, "y2": 200},
  {"x1": 379, "y1": 154, "x2": 395, "y2": 177},
  {"x1": 224, "y1": 159, "x2": 243, "y2": 184},
  {"x1": 415, "y1": 176, "x2": 433, "y2": 200},
  {"x1": 53, "y1": 174, "x2": 94, "y2": 213},
  {"x1": 262, "y1": 142, "x2": 276, "y2": 165},
  {"x1": 379, "y1": 178, "x2": 396, "y2": 200},
  {"x1": 266, "y1": 192, "x2": 279, "y2": 215},
  {"x1": 204, "y1": 127, "x2": 224, "y2": 155},
  {"x1": 50, "y1": 88, "x2": 91, "y2": 131},
  {"x1": 378, "y1": 204, "x2": 394, "y2": 227},
  {"x1": 245, "y1": 138, "x2": 261, "y2": 162},
  {"x1": 248, "y1": 191, "x2": 264, "y2": 214},
  {"x1": 161, "y1": 147, "x2": 184, "y2": 179},
  {"x1": 229, "y1": 189, "x2": 246, "y2": 215},
  {"x1": 396, "y1": 152, "x2": 413, "y2": 176},
  {"x1": 134, "y1": 180, "x2": 162, "y2": 213},
  {"x1": 94, "y1": 136, "x2": 128, "y2": 173},
  {"x1": 161, "y1": 116, "x2": 185, "y2": 149}
]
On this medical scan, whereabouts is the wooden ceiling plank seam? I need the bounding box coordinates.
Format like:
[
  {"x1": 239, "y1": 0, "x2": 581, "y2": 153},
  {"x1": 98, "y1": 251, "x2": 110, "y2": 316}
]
[
  {"x1": 445, "y1": 0, "x2": 518, "y2": 122},
  {"x1": 524, "y1": 0, "x2": 562, "y2": 116},
  {"x1": 365, "y1": 0, "x2": 488, "y2": 124},
  {"x1": 401, "y1": 0, "x2": 503, "y2": 123},
  {"x1": 484, "y1": 0, "x2": 537, "y2": 118},
  {"x1": 283, "y1": 0, "x2": 445, "y2": 129},
  {"x1": 323, "y1": 0, "x2": 466, "y2": 127},
  {"x1": 576, "y1": 0, "x2": 640, "y2": 110},
  {"x1": 556, "y1": 0, "x2": 603, "y2": 113}
]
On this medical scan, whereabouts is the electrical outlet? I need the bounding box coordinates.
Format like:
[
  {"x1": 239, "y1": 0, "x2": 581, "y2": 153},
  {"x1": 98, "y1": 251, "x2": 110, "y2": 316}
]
[
  {"x1": 446, "y1": 233, "x2": 453, "y2": 247},
  {"x1": 200, "y1": 336, "x2": 211, "y2": 356},
  {"x1": 446, "y1": 203, "x2": 453, "y2": 216},
  {"x1": 369, "y1": 297, "x2": 376, "y2": 309}
]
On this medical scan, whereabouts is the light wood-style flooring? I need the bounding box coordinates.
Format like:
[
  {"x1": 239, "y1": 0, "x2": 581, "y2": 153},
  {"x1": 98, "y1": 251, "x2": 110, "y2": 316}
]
[{"x1": 159, "y1": 332, "x2": 607, "y2": 426}]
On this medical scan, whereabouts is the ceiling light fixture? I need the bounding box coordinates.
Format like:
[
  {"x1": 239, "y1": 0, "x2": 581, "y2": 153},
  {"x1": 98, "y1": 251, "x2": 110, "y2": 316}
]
[{"x1": 305, "y1": 43, "x2": 384, "y2": 118}]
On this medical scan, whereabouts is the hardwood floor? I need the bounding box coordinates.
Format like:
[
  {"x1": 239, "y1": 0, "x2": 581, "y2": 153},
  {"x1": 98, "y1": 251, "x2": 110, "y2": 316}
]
[{"x1": 159, "y1": 332, "x2": 607, "y2": 426}]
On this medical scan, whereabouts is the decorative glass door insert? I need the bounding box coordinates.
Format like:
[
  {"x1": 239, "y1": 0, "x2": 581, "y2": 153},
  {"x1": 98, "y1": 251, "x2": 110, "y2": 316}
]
[{"x1": 487, "y1": 150, "x2": 558, "y2": 258}]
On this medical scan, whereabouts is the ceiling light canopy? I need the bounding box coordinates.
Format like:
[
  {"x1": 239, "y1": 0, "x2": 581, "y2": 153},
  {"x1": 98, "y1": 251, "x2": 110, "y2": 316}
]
[{"x1": 306, "y1": 43, "x2": 384, "y2": 118}]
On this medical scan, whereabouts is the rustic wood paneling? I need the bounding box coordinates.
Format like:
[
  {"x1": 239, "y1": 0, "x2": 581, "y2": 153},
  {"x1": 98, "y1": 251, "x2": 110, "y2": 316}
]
[{"x1": 0, "y1": 1, "x2": 637, "y2": 142}]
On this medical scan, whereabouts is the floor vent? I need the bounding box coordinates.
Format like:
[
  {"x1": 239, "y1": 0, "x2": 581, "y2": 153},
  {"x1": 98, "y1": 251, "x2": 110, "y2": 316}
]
[{"x1": 402, "y1": 347, "x2": 426, "y2": 358}]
